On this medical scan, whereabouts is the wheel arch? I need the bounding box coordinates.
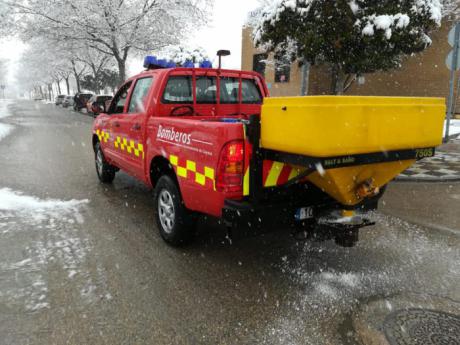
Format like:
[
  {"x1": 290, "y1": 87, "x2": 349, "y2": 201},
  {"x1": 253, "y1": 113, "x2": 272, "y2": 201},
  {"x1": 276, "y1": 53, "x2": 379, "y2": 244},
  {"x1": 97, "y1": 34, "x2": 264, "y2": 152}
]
[
  {"x1": 149, "y1": 155, "x2": 179, "y2": 188},
  {"x1": 92, "y1": 134, "x2": 99, "y2": 152}
]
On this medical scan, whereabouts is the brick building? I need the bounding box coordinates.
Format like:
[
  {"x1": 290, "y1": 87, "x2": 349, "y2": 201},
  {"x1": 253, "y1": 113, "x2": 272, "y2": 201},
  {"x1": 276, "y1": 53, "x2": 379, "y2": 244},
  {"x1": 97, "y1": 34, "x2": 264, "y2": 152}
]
[{"x1": 241, "y1": 22, "x2": 456, "y2": 104}]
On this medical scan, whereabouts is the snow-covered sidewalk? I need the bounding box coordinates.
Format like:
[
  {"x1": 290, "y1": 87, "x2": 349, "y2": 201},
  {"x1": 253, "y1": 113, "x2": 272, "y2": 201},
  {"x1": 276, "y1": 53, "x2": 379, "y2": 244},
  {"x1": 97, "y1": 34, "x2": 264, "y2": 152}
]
[
  {"x1": 0, "y1": 99, "x2": 13, "y2": 141},
  {"x1": 444, "y1": 119, "x2": 460, "y2": 139}
]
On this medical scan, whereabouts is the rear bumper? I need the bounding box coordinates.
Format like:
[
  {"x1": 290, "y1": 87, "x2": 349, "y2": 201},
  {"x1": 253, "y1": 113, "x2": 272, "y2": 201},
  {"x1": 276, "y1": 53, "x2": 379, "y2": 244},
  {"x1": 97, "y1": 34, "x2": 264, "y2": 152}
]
[{"x1": 221, "y1": 183, "x2": 384, "y2": 229}]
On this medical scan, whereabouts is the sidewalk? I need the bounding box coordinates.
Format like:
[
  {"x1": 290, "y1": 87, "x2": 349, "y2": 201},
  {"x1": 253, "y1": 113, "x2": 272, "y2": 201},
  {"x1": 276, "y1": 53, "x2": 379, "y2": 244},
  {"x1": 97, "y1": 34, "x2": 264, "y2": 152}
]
[{"x1": 397, "y1": 137, "x2": 460, "y2": 182}]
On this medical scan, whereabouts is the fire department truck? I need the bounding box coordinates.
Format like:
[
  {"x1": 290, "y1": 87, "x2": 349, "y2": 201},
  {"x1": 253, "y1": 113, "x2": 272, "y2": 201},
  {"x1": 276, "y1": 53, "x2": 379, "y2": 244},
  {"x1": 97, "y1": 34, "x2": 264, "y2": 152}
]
[{"x1": 92, "y1": 53, "x2": 445, "y2": 247}]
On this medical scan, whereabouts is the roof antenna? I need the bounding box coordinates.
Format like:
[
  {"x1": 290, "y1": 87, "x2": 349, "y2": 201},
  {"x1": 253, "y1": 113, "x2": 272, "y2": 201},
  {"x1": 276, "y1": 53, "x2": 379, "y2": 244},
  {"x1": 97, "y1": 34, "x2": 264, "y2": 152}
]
[{"x1": 217, "y1": 50, "x2": 231, "y2": 69}]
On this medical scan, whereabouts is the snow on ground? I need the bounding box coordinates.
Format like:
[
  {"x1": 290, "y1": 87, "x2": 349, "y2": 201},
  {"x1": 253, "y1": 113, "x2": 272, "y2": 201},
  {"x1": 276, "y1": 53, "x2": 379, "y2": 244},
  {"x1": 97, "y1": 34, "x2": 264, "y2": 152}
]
[
  {"x1": 0, "y1": 123, "x2": 13, "y2": 141},
  {"x1": 0, "y1": 189, "x2": 101, "y2": 312},
  {"x1": 263, "y1": 212, "x2": 460, "y2": 344},
  {"x1": 0, "y1": 188, "x2": 88, "y2": 214},
  {"x1": 0, "y1": 100, "x2": 14, "y2": 141},
  {"x1": 0, "y1": 99, "x2": 12, "y2": 119},
  {"x1": 445, "y1": 119, "x2": 460, "y2": 138}
]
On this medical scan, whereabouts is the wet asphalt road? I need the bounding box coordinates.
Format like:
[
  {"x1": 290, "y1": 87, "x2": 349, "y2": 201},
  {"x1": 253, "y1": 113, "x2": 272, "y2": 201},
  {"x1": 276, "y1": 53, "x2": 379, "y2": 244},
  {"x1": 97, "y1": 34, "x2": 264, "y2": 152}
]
[{"x1": 0, "y1": 99, "x2": 459, "y2": 345}]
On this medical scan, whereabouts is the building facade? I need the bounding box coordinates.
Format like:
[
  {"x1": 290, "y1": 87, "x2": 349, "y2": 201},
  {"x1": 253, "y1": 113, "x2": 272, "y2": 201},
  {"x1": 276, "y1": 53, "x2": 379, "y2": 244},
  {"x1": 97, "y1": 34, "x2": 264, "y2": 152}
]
[{"x1": 241, "y1": 22, "x2": 456, "y2": 104}]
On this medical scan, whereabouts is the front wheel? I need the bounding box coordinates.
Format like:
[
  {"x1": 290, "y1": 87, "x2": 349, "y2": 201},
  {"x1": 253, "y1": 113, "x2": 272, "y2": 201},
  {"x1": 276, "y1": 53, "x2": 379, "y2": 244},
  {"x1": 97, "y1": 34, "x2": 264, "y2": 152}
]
[
  {"x1": 154, "y1": 175, "x2": 196, "y2": 246},
  {"x1": 95, "y1": 142, "x2": 116, "y2": 183}
]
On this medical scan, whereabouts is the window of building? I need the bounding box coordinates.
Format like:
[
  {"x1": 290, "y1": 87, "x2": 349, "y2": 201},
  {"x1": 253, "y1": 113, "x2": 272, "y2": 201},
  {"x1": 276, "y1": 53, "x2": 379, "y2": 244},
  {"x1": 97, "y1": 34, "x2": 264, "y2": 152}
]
[
  {"x1": 253, "y1": 53, "x2": 268, "y2": 77},
  {"x1": 275, "y1": 56, "x2": 291, "y2": 83}
]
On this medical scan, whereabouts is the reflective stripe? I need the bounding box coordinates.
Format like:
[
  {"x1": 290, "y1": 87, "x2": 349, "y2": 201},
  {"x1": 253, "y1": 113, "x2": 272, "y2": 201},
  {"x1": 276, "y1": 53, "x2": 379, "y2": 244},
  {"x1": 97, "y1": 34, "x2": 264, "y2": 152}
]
[
  {"x1": 169, "y1": 155, "x2": 215, "y2": 190},
  {"x1": 96, "y1": 129, "x2": 110, "y2": 143},
  {"x1": 264, "y1": 161, "x2": 284, "y2": 187},
  {"x1": 195, "y1": 172, "x2": 206, "y2": 185},
  {"x1": 177, "y1": 166, "x2": 187, "y2": 178},
  {"x1": 243, "y1": 169, "x2": 250, "y2": 196},
  {"x1": 114, "y1": 136, "x2": 144, "y2": 158},
  {"x1": 186, "y1": 160, "x2": 196, "y2": 172}
]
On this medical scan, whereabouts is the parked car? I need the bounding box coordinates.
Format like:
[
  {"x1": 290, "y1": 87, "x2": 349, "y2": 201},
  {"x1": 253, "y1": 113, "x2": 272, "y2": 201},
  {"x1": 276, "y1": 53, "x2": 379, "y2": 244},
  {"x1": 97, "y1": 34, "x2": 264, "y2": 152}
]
[
  {"x1": 73, "y1": 93, "x2": 93, "y2": 111},
  {"x1": 55, "y1": 95, "x2": 66, "y2": 105},
  {"x1": 62, "y1": 96, "x2": 74, "y2": 108},
  {"x1": 87, "y1": 95, "x2": 113, "y2": 116}
]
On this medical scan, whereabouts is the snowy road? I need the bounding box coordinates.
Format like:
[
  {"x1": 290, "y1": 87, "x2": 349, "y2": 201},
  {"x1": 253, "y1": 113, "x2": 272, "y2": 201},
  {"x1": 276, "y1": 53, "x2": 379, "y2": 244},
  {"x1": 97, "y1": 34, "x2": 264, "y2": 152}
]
[{"x1": 0, "y1": 100, "x2": 459, "y2": 344}]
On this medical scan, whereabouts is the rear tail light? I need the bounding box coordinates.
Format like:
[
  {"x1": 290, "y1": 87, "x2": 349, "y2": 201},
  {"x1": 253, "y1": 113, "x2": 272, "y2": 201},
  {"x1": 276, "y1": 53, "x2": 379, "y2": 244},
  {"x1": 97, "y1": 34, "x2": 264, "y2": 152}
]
[{"x1": 216, "y1": 140, "x2": 244, "y2": 193}]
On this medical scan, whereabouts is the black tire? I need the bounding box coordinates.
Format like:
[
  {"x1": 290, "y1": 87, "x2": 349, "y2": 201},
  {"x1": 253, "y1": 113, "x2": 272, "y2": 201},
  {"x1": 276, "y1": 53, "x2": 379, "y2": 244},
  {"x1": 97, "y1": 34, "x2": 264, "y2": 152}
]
[
  {"x1": 95, "y1": 142, "x2": 116, "y2": 183},
  {"x1": 154, "y1": 175, "x2": 196, "y2": 246}
]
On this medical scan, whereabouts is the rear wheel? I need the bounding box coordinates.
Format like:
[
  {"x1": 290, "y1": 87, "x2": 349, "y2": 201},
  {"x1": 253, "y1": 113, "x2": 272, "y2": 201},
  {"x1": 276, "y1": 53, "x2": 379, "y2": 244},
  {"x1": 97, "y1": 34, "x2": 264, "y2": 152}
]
[
  {"x1": 154, "y1": 175, "x2": 196, "y2": 246},
  {"x1": 95, "y1": 142, "x2": 116, "y2": 183}
]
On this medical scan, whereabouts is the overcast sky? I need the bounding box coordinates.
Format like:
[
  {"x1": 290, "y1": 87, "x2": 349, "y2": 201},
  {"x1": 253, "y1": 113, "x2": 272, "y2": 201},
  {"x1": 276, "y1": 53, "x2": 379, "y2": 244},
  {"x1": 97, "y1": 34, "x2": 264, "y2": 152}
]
[{"x1": 0, "y1": 0, "x2": 260, "y2": 84}]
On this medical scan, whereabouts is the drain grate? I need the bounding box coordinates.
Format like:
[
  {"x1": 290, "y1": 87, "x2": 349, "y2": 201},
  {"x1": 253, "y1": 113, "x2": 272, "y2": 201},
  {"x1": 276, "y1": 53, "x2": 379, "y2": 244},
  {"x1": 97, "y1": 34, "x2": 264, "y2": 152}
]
[{"x1": 384, "y1": 308, "x2": 460, "y2": 345}]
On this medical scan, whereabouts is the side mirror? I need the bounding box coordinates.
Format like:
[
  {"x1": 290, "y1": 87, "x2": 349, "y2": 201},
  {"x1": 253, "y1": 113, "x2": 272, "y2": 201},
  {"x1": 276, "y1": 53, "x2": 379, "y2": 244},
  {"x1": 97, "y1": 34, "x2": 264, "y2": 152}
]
[{"x1": 98, "y1": 102, "x2": 108, "y2": 113}]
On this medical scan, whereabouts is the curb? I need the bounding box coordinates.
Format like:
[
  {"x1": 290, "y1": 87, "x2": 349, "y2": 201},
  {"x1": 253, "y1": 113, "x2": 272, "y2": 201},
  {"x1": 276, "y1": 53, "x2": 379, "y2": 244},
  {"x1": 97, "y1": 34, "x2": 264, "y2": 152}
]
[{"x1": 394, "y1": 176, "x2": 460, "y2": 183}]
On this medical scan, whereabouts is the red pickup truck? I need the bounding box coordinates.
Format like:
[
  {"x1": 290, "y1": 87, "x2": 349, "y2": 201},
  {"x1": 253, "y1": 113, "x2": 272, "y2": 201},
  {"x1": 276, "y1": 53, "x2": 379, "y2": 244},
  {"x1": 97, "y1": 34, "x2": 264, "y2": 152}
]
[{"x1": 92, "y1": 57, "x2": 444, "y2": 247}]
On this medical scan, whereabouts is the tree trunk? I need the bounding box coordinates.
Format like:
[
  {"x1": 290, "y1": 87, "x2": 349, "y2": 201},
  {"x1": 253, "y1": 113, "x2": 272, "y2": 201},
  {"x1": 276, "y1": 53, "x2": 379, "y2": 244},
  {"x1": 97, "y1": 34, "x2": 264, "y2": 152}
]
[
  {"x1": 74, "y1": 73, "x2": 81, "y2": 93},
  {"x1": 116, "y1": 57, "x2": 126, "y2": 86},
  {"x1": 71, "y1": 60, "x2": 82, "y2": 93},
  {"x1": 65, "y1": 77, "x2": 70, "y2": 95},
  {"x1": 56, "y1": 80, "x2": 62, "y2": 94},
  {"x1": 330, "y1": 64, "x2": 345, "y2": 95},
  {"x1": 48, "y1": 84, "x2": 53, "y2": 101}
]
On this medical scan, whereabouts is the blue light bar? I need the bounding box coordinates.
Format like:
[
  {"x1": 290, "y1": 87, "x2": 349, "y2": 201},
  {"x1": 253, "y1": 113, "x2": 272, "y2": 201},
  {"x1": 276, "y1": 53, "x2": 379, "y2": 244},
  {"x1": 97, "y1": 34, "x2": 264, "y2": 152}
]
[
  {"x1": 157, "y1": 59, "x2": 167, "y2": 68},
  {"x1": 200, "y1": 60, "x2": 213, "y2": 68},
  {"x1": 143, "y1": 56, "x2": 158, "y2": 69},
  {"x1": 166, "y1": 61, "x2": 176, "y2": 68},
  {"x1": 182, "y1": 60, "x2": 195, "y2": 68}
]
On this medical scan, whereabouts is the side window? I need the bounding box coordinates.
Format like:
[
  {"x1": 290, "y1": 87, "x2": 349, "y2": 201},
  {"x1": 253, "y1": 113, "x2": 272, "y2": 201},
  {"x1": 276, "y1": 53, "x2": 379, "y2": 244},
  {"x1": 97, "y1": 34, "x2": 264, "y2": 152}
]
[
  {"x1": 128, "y1": 77, "x2": 154, "y2": 113},
  {"x1": 109, "y1": 82, "x2": 132, "y2": 114},
  {"x1": 162, "y1": 76, "x2": 192, "y2": 104},
  {"x1": 196, "y1": 76, "x2": 217, "y2": 104},
  {"x1": 253, "y1": 53, "x2": 268, "y2": 77},
  {"x1": 220, "y1": 77, "x2": 239, "y2": 104},
  {"x1": 241, "y1": 79, "x2": 262, "y2": 104}
]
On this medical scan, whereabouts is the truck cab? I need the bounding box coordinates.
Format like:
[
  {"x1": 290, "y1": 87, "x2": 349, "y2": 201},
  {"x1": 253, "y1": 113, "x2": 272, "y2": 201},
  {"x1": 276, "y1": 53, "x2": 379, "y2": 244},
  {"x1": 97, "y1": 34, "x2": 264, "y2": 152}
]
[{"x1": 93, "y1": 64, "x2": 272, "y2": 244}]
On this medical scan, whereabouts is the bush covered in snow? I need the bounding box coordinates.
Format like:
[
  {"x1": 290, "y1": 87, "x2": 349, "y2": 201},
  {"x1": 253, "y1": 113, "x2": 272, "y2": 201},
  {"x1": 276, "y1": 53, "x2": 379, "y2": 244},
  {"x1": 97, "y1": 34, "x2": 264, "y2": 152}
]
[
  {"x1": 252, "y1": 0, "x2": 451, "y2": 94},
  {"x1": 160, "y1": 46, "x2": 209, "y2": 65}
]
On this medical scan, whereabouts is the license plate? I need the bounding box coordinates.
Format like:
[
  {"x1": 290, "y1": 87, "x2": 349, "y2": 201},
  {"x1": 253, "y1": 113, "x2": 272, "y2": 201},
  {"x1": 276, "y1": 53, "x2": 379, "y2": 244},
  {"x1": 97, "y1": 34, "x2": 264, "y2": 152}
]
[{"x1": 295, "y1": 207, "x2": 314, "y2": 220}]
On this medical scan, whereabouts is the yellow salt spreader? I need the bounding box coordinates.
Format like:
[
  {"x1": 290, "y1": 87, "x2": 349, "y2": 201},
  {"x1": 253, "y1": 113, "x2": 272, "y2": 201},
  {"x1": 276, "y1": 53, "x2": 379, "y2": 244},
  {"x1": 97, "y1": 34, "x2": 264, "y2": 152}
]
[{"x1": 231, "y1": 96, "x2": 445, "y2": 247}]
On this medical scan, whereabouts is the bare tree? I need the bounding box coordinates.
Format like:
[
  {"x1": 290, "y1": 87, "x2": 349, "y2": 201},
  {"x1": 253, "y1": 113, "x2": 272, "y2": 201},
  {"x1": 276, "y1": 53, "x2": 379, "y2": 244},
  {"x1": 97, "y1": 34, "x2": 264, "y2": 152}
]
[{"x1": 6, "y1": 0, "x2": 211, "y2": 83}]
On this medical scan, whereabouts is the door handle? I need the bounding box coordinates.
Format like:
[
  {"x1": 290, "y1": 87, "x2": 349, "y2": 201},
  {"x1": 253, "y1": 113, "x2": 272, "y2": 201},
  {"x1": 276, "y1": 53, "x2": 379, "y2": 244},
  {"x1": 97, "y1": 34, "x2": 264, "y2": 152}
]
[
  {"x1": 114, "y1": 122, "x2": 120, "y2": 128},
  {"x1": 132, "y1": 123, "x2": 141, "y2": 130}
]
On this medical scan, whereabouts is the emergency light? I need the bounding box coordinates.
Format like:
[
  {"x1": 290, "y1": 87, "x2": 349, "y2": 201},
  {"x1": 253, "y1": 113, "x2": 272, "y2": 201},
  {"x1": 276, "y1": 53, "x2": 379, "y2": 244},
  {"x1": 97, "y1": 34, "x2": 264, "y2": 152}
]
[
  {"x1": 200, "y1": 60, "x2": 213, "y2": 68},
  {"x1": 183, "y1": 61, "x2": 194, "y2": 68},
  {"x1": 143, "y1": 56, "x2": 158, "y2": 69},
  {"x1": 144, "y1": 55, "x2": 213, "y2": 69}
]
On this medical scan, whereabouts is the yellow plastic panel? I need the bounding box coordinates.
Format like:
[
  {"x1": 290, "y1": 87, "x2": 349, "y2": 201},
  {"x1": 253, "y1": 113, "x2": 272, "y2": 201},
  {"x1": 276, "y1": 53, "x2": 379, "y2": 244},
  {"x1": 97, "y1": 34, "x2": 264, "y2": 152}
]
[{"x1": 261, "y1": 96, "x2": 445, "y2": 157}]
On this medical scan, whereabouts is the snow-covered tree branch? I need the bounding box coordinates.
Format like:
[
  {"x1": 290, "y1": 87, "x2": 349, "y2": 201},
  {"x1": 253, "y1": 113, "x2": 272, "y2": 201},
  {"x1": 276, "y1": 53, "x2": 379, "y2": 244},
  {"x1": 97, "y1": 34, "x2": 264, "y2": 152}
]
[
  {"x1": 4, "y1": 0, "x2": 211, "y2": 84},
  {"x1": 252, "y1": 0, "x2": 453, "y2": 94}
]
